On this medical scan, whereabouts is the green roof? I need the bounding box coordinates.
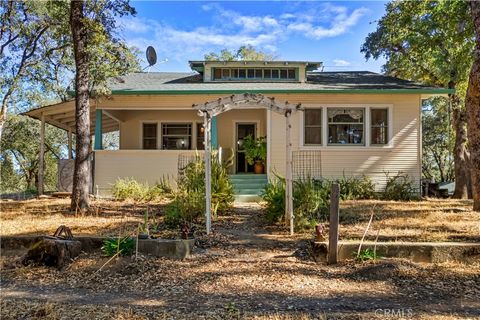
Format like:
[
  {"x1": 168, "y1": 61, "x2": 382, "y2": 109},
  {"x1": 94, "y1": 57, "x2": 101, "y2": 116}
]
[{"x1": 108, "y1": 71, "x2": 454, "y2": 95}]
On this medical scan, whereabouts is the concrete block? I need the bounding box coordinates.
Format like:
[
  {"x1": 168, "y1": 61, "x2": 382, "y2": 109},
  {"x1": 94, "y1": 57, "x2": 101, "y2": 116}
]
[
  {"x1": 136, "y1": 239, "x2": 195, "y2": 259},
  {"x1": 312, "y1": 241, "x2": 480, "y2": 263}
]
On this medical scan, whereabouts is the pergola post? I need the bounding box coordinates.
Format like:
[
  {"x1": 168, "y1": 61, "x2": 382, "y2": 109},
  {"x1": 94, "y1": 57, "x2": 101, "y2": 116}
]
[
  {"x1": 203, "y1": 112, "x2": 212, "y2": 234},
  {"x1": 285, "y1": 110, "x2": 294, "y2": 235},
  {"x1": 68, "y1": 128, "x2": 73, "y2": 159},
  {"x1": 38, "y1": 113, "x2": 45, "y2": 195}
]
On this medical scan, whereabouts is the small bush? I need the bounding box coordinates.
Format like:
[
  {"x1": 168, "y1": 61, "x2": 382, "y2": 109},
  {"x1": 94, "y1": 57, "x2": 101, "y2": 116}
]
[
  {"x1": 383, "y1": 173, "x2": 418, "y2": 201},
  {"x1": 293, "y1": 178, "x2": 330, "y2": 230},
  {"x1": 261, "y1": 178, "x2": 285, "y2": 223},
  {"x1": 164, "y1": 189, "x2": 205, "y2": 228},
  {"x1": 335, "y1": 175, "x2": 376, "y2": 200},
  {"x1": 164, "y1": 152, "x2": 234, "y2": 228},
  {"x1": 262, "y1": 175, "x2": 376, "y2": 230},
  {"x1": 356, "y1": 248, "x2": 379, "y2": 261},
  {"x1": 111, "y1": 177, "x2": 169, "y2": 202},
  {"x1": 101, "y1": 236, "x2": 135, "y2": 257}
]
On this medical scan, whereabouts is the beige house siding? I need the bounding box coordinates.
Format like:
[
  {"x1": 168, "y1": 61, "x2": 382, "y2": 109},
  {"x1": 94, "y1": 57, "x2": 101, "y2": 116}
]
[
  {"x1": 94, "y1": 150, "x2": 200, "y2": 195},
  {"x1": 269, "y1": 94, "x2": 421, "y2": 191},
  {"x1": 95, "y1": 93, "x2": 421, "y2": 194}
]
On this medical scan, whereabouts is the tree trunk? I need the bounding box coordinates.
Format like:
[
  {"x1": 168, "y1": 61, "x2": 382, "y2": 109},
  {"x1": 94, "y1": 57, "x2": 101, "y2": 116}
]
[
  {"x1": 70, "y1": 0, "x2": 90, "y2": 212},
  {"x1": 467, "y1": 1, "x2": 480, "y2": 211},
  {"x1": 451, "y1": 94, "x2": 471, "y2": 199}
]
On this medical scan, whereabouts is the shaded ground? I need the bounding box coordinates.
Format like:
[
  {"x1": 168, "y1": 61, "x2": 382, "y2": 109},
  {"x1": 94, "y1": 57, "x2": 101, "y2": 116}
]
[
  {"x1": 1, "y1": 198, "x2": 478, "y2": 242},
  {"x1": 1, "y1": 202, "x2": 480, "y2": 319}
]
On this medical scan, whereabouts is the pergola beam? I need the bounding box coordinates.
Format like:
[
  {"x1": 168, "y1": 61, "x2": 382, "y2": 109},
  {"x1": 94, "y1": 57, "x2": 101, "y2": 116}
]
[{"x1": 193, "y1": 93, "x2": 301, "y2": 235}]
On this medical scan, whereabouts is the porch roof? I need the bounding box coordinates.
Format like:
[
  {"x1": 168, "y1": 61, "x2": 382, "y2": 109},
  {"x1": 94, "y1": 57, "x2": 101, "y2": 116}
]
[
  {"x1": 106, "y1": 71, "x2": 454, "y2": 94},
  {"x1": 23, "y1": 100, "x2": 119, "y2": 134}
]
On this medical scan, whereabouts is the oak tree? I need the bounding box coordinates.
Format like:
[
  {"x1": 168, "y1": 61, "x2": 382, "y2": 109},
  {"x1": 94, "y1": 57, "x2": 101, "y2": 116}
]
[{"x1": 362, "y1": 0, "x2": 474, "y2": 198}]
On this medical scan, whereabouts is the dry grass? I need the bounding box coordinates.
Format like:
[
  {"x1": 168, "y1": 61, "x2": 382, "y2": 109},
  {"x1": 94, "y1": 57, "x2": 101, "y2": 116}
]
[
  {"x1": 336, "y1": 199, "x2": 480, "y2": 242},
  {"x1": 1, "y1": 200, "x2": 479, "y2": 319},
  {"x1": 1, "y1": 198, "x2": 479, "y2": 243},
  {"x1": 0, "y1": 198, "x2": 167, "y2": 237}
]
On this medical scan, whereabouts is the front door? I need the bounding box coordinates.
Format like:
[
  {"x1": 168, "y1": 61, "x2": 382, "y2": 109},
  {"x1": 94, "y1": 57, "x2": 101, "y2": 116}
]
[{"x1": 236, "y1": 123, "x2": 256, "y2": 173}]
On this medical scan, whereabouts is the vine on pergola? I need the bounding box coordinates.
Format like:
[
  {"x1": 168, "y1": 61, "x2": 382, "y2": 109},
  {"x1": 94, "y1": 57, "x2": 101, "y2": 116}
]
[{"x1": 193, "y1": 93, "x2": 303, "y2": 235}]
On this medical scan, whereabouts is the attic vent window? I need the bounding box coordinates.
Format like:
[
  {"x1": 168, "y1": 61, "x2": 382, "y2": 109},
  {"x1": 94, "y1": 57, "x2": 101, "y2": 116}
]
[{"x1": 212, "y1": 67, "x2": 297, "y2": 81}]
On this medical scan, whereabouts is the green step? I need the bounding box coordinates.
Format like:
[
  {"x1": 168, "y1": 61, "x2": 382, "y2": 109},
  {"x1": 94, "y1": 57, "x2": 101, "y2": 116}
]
[
  {"x1": 234, "y1": 194, "x2": 262, "y2": 203},
  {"x1": 229, "y1": 174, "x2": 267, "y2": 202},
  {"x1": 233, "y1": 188, "x2": 264, "y2": 195}
]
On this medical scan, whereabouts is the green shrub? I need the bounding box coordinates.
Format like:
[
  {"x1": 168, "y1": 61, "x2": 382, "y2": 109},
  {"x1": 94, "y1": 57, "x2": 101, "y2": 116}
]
[
  {"x1": 293, "y1": 178, "x2": 330, "y2": 229},
  {"x1": 382, "y1": 173, "x2": 419, "y2": 201},
  {"x1": 261, "y1": 175, "x2": 330, "y2": 229},
  {"x1": 261, "y1": 178, "x2": 285, "y2": 223},
  {"x1": 262, "y1": 174, "x2": 376, "y2": 230},
  {"x1": 165, "y1": 189, "x2": 205, "y2": 228},
  {"x1": 111, "y1": 177, "x2": 170, "y2": 202},
  {"x1": 101, "y1": 236, "x2": 135, "y2": 257},
  {"x1": 356, "y1": 248, "x2": 379, "y2": 261},
  {"x1": 335, "y1": 175, "x2": 376, "y2": 200},
  {"x1": 165, "y1": 152, "x2": 235, "y2": 228}
]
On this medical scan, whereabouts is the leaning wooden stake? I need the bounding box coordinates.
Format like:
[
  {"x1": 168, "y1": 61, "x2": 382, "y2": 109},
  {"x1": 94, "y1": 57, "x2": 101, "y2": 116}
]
[{"x1": 328, "y1": 183, "x2": 340, "y2": 265}]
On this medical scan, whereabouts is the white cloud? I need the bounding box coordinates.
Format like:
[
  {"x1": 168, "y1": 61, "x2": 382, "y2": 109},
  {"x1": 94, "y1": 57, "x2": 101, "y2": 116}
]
[
  {"x1": 333, "y1": 59, "x2": 351, "y2": 66},
  {"x1": 123, "y1": 3, "x2": 370, "y2": 63},
  {"x1": 286, "y1": 6, "x2": 369, "y2": 39},
  {"x1": 118, "y1": 16, "x2": 151, "y2": 34}
]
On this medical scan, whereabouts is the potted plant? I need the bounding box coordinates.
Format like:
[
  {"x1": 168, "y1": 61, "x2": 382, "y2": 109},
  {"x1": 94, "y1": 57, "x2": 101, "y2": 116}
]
[{"x1": 243, "y1": 135, "x2": 267, "y2": 174}]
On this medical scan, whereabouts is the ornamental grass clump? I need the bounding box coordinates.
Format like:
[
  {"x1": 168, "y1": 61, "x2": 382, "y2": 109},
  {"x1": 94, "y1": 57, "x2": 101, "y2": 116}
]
[
  {"x1": 382, "y1": 172, "x2": 419, "y2": 201},
  {"x1": 111, "y1": 177, "x2": 172, "y2": 202}
]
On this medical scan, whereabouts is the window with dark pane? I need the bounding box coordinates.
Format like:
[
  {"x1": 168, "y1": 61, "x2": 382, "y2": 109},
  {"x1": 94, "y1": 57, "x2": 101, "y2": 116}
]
[
  {"x1": 196, "y1": 123, "x2": 205, "y2": 150},
  {"x1": 162, "y1": 123, "x2": 192, "y2": 150},
  {"x1": 288, "y1": 69, "x2": 296, "y2": 79},
  {"x1": 272, "y1": 69, "x2": 279, "y2": 78},
  {"x1": 371, "y1": 108, "x2": 388, "y2": 145},
  {"x1": 222, "y1": 68, "x2": 230, "y2": 79},
  {"x1": 213, "y1": 68, "x2": 222, "y2": 80},
  {"x1": 263, "y1": 69, "x2": 272, "y2": 79},
  {"x1": 280, "y1": 69, "x2": 288, "y2": 79},
  {"x1": 255, "y1": 69, "x2": 263, "y2": 78},
  {"x1": 304, "y1": 109, "x2": 322, "y2": 145},
  {"x1": 327, "y1": 108, "x2": 364, "y2": 145},
  {"x1": 238, "y1": 69, "x2": 246, "y2": 78},
  {"x1": 142, "y1": 123, "x2": 157, "y2": 149}
]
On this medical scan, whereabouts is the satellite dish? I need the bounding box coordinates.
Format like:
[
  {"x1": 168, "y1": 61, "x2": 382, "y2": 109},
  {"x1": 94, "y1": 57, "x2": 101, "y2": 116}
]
[{"x1": 146, "y1": 46, "x2": 157, "y2": 66}]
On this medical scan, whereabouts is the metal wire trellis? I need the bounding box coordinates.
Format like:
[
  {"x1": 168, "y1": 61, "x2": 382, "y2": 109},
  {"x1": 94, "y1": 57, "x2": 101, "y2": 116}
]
[
  {"x1": 177, "y1": 153, "x2": 201, "y2": 179},
  {"x1": 292, "y1": 150, "x2": 322, "y2": 181}
]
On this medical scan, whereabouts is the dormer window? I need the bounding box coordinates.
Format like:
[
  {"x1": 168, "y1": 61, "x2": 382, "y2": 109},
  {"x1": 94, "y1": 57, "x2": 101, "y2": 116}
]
[{"x1": 212, "y1": 67, "x2": 297, "y2": 81}]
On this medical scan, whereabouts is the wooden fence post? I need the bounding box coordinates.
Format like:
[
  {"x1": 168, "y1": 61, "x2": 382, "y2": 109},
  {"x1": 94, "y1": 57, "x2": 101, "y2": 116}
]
[{"x1": 328, "y1": 183, "x2": 340, "y2": 264}]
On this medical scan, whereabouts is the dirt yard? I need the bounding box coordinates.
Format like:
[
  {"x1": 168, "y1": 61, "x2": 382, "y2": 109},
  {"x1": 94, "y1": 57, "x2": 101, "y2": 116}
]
[
  {"x1": 1, "y1": 198, "x2": 479, "y2": 319},
  {"x1": 1, "y1": 198, "x2": 478, "y2": 242}
]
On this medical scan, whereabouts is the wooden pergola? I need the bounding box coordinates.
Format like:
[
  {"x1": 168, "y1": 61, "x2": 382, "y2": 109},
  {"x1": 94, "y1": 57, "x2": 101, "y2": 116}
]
[{"x1": 193, "y1": 93, "x2": 303, "y2": 235}]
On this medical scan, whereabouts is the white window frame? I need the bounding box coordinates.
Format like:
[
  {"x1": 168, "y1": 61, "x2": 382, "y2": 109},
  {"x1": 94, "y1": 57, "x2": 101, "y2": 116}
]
[
  {"x1": 160, "y1": 121, "x2": 194, "y2": 150},
  {"x1": 303, "y1": 108, "x2": 323, "y2": 146},
  {"x1": 300, "y1": 104, "x2": 393, "y2": 150}
]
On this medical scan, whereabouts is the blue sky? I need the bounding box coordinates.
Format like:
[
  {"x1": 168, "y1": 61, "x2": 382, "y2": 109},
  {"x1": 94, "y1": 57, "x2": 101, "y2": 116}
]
[{"x1": 119, "y1": 1, "x2": 388, "y2": 73}]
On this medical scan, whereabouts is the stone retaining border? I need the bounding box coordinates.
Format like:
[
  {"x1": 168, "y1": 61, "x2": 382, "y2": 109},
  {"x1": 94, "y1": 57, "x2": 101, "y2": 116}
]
[
  {"x1": 1, "y1": 236, "x2": 194, "y2": 260},
  {"x1": 312, "y1": 241, "x2": 480, "y2": 263}
]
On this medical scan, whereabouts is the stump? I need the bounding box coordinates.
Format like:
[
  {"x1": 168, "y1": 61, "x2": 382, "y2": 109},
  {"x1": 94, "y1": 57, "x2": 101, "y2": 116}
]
[{"x1": 22, "y1": 226, "x2": 81, "y2": 268}]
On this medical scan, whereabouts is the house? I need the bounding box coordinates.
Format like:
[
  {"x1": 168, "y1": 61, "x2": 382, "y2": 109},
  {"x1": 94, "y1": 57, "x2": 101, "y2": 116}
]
[{"x1": 25, "y1": 60, "x2": 452, "y2": 200}]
